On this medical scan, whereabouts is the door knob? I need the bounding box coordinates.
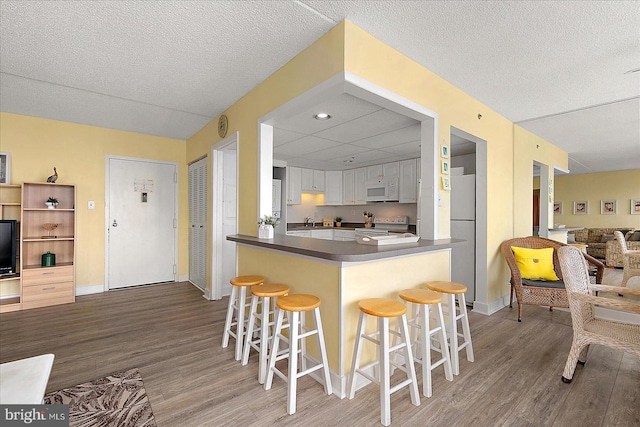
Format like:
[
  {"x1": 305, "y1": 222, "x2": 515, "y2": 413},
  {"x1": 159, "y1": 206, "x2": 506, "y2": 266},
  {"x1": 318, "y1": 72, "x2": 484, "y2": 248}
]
[{"x1": 112, "y1": 220, "x2": 118, "y2": 227}]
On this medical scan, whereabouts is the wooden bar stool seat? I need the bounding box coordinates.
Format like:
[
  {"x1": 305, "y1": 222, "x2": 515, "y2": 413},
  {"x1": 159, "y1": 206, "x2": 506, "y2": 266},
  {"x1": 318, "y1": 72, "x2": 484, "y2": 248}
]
[
  {"x1": 398, "y1": 289, "x2": 453, "y2": 397},
  {"x1": 347, "y1": 298, "x2": 420, "y2": 426},
  {"x1": 426, "y1": 281, "x2": 474, "y2": 375},
  {"x1": 222, "y1": 275, "x2": 265, "y2": 361},
  {"x1": 264, "y1": 294, "x2": 332, "y2": 415},
  {"x1": 242, "y1": 283, "x2": 290, "y2": 384}
]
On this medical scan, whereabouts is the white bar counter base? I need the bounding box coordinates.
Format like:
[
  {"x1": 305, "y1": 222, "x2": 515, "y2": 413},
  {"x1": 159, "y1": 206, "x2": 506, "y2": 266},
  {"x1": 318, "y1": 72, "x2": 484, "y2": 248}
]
[{"x1": 0, "y1": 353, "x2": 55, "y2": 404}]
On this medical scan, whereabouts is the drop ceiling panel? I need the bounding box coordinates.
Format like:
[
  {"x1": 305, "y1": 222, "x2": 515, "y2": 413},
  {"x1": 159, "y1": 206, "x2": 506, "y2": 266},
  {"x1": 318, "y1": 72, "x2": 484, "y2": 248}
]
[
  {"x1": 273, "y1": 135, "x2": 342, "y2": 158},
  {"x1": 350, "y1": 124, "x2": 421, "y2": 150},
  {"x1": 274, "y1": 93, "x2": 383, "y2": 134},
  {"x1": 314, "y1": 109, "x2": 418, "y2": 143},
  {"x1": 273, "y1": 128, "x2": 307, "y2": 147}
]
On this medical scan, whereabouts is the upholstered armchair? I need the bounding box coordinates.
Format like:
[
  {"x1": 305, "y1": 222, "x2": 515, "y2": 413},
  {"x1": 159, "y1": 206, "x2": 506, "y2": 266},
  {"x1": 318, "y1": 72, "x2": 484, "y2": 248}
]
[{"x1": 500, "y1": 237, "x2": 604, "y2": 322}]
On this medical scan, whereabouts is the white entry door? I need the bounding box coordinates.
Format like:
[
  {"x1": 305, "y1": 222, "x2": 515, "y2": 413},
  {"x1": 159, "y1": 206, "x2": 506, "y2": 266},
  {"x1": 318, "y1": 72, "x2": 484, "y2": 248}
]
[
  {"x1": 107, "y1": 157, "x2": 177, "y2": 289},
  {"x1": 188, "y1": 157, "x2": 207, "y2": 290}
]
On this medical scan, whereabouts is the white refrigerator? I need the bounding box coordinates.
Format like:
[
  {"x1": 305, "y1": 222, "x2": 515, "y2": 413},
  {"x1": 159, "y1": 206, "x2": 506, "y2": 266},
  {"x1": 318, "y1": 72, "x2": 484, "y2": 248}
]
[{"x1": 450, "y1": 174, "x2": 476, "y2": 306}]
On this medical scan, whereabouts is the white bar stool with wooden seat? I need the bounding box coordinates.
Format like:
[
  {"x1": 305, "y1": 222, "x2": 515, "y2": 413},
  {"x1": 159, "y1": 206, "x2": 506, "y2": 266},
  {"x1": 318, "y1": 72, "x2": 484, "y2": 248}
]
[
  {"x1": 398, "y1": 289, "x2": 453, "y2": 397},
  {"x1": 347, "y1": 298, "x2": 420, "y2": 427},
  {"x1": 426, "y1": 281, "x2": 474, "y2": 375},
  {"x1": 222, "y1": 275, "x2": 265, "y2": 361},
  {"x1": 264, "y1": 294, "x2": 332, "y2": 415},
  {"x1": 242, "y1": 282, "x2": 290, "y2": 384}
]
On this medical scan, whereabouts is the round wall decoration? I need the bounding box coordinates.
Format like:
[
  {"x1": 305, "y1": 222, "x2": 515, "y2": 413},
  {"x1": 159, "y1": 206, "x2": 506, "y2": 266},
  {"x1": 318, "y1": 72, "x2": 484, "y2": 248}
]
[{"x1": 218, "y1": 114, "x2": 228, "y2": 138}]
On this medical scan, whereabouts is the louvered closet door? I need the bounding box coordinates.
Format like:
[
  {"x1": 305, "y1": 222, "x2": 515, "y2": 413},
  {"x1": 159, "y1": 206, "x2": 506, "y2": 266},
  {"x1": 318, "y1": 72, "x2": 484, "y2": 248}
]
[{"x1": 189, "y1": 157, "x2": 207, "y2": 290}]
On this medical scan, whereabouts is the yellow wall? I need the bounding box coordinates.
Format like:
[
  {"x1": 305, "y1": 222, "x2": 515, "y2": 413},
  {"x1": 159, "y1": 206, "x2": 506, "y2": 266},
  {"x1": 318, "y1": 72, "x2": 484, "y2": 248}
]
[
  {"x1": 554, "y1": 170, "x2": 640, "y2": 228},
  {"x1": 188, "y1": 20, "x2": 568, "y2": 305},
  {"x1": 343, "y1": 22, "x2": 535, "y2": 302},
  {"x1": 0, "y1": 112, "x2": 188, "y2": 294},
  {"x1": 513, "y1": 125, "x2": 568, "y2": 238},
  {"x1": 187, "y1": 23, "x2": 345, "y2": 294}
]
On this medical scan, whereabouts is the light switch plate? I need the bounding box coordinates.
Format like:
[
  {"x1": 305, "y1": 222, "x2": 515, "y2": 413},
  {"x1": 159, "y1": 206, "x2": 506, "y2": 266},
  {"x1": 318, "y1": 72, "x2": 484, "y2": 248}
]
[{"x1": 88, "y1": 200, "x2": 95, "y2": 209}]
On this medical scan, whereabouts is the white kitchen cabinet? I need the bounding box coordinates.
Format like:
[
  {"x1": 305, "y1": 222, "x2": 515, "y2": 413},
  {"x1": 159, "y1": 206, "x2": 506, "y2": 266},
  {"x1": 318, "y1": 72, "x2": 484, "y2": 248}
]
[
  {"x1": 287, "y1": 230, "x2": 311, "y2": 237},
  {"x1": 383, "y1": 161, "x2": 399, "y2": 179},
  {"x1": 301, "y1": 168, "x2": 325, "y2": 192},
  {"x1": 286, "y1": 166, "x2": 302, "y2": 205},
  {"x1": 314, "y1": 170, "x2": 325, "y2": 192},
  {"x1": 354, "y1": 168, "x2": 367, "y2": 205},
  {"x1": 366, "y1": 162, "x2": 399, "y2": 180},
  {"x1": 366, "y1": 164, "x2": 383, "y2": 180},
  {"x1": 311, "y1": 229, "x2": 333, "y2": 240},
  {"x1": 324, "y1": 171, "x2": 342, "y2": 205},
  {"x1": 399, "y1": 159, "x2": 418, "y2": 203},
  {"x1": 342, "y1": 169, "x2": 355, "y2": 205},
  {"x1": 334, "y1": 230, "x2": 356, "y2": 241}
]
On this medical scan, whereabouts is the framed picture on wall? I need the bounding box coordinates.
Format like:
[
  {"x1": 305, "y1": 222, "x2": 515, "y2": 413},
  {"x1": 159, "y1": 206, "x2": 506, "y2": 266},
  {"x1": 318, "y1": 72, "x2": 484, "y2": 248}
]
[
  {"x1": 631, "y1": 199, "x2": 640, "y2": 215},
  {"x1": 441, "y1": 176, "x2": 451, "y2": 191},
  {"x1": 0, "y1": 152, "x2": 10, "y2": 184},
  {"x1": 600, "y1": 200, "x2": 616, "y2": 215},
  {"x1": 441, "y1": 160, "x2": 449, "y2": 174},
  {"x1": 440, "y1": 145, "x2": 449, "y2": 159},
  {"x1": 573, "y1": 200, "x2": 588, "y2": 215},
  {"x1": 553, "y1": 202, "x2": 562, "y2": 215}
]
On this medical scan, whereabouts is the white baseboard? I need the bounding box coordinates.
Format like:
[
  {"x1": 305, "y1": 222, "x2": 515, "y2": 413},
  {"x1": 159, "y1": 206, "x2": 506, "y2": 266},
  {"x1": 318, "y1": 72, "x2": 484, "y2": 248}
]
[
  {"x1": 76, "y1": 284, "x2": 104, "y2": 296},
  {"x1": 473, "y1": 294, "x2": 509, "y2": 316},
  {"x1": 177, "y1": 274, "x2": 189, "y2": 282}
]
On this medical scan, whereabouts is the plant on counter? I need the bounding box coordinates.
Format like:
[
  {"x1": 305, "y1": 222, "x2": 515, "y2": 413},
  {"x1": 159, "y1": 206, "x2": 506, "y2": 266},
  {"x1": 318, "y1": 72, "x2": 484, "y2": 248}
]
[
  {"x1": 258, "y1": 215, "x2": 280, "y2": 228},
  {"x1": 335, "y1": 217, "x2": 342, "y2": 223}
]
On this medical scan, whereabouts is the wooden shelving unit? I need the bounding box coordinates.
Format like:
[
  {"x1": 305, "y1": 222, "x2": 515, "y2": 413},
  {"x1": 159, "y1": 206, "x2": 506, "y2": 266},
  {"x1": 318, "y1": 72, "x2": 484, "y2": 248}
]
[
  {"x1": 20, "y1": 183, "x2": 76, "y2": 310},
  {"x1": 0, "y1": 184, "x2": 22, "y2": 312}
]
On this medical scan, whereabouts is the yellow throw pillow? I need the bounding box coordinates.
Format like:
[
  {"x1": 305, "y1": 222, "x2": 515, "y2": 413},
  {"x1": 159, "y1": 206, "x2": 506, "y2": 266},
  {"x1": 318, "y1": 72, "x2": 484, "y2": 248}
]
[{"x1": 510, "y1": 246, "x2": 560, "y2": 281}]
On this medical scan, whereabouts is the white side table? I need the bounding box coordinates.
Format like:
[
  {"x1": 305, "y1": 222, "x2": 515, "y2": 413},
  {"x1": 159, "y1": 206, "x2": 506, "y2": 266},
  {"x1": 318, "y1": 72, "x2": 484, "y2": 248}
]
[{"x1": 0, "y1": 354, "x2": 55, "y2": 404}]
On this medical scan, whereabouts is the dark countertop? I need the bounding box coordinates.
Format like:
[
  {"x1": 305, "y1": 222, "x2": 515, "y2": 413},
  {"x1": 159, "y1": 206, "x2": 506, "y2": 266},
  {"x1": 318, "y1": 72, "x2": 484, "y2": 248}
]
[
  {"x1": 287, "y1": 223, "x2": 417, "y2": 233},
  {"x1": 227, "y1": 233, "x2": 466, "y2": 262}
]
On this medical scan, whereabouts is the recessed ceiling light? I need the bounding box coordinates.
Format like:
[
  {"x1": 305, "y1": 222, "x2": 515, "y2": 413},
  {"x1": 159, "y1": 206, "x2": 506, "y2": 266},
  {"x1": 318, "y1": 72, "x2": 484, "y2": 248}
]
[
  {"x1": 314, "y1": 113, "x2": 331, "y2": 120},
  {"x1": 344, "y1": 157, "x2": 354, "y2": 163}
]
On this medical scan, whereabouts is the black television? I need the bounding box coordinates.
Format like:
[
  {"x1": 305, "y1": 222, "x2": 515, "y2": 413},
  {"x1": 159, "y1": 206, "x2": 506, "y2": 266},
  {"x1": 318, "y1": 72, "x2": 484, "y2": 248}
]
[{"x1": 0, "y1": 220, "x2": 17, "y2": 276}]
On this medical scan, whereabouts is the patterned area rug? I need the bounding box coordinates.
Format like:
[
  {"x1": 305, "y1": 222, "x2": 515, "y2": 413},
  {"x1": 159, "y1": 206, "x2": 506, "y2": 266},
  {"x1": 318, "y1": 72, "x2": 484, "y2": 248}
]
[{"x1": 44, "y1": 368, "x2": 156, "y2": 427}]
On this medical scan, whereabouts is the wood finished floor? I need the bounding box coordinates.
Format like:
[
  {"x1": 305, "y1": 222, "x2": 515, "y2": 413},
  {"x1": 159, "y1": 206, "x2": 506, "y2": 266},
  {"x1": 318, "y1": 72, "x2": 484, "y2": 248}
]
[{"x1": 1, "y1": 279, "x2": 638, "y2": 427}]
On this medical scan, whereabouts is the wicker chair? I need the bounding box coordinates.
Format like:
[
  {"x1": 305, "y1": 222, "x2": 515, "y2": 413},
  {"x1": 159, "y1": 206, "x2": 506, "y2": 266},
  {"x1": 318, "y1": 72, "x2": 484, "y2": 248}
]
[
  {"x1": 500, "y1": 237, "x2": 604, "y2": 322},
  {"x1": 557, "y1": 246, "x2": 640, "y2": 383},
  {"x1": 613, "y1": 231, "x2": 640, "y2": 288}
]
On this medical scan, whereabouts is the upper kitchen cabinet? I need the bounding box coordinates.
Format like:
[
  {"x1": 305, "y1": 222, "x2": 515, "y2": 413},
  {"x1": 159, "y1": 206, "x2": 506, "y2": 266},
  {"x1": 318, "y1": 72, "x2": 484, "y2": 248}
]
[
  {"x1": 354, "y1": 168, "x2": 367, "y2": 204},
  {"x1": 399, "y1": 159, "x2": 418, "y2": 203},
  {"x1": 342, "y1": 169, "x2": 355, "y2": 205},
  {"x1": 301, "y1": 168, "x2": 325, "y2": 193},
  {"x1": 286, "y1": 166, "x2": 302, "y2": 205},
  {"x1": 343, "y1": 167, "x2": 367, "y2": 205},
  {"x1": 366, "y1": 162, "x2": 399, "y2": 181},
  {"x1": 324, "y1": 171, "x2": 342, "y2": 205}
]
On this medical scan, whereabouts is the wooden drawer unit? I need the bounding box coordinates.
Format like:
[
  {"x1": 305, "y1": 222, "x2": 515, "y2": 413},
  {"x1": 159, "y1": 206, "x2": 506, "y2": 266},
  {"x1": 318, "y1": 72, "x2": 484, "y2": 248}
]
[
  {"x1": 22, "y1": 281, "x2": 74, "y2": 309},
  {"x1": 22, "y1": 266, "x2": 74, "y2": 286}
]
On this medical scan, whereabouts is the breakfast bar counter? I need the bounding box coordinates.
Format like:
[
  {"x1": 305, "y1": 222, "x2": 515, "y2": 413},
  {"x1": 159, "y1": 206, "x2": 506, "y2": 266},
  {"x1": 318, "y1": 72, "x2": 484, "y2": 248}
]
[
  {"x1": 227, "y1": 233, "x2": 466, "y2": 397},
  {"x1": 227, "y1": 233, "x2": 465, "y2": 263}
]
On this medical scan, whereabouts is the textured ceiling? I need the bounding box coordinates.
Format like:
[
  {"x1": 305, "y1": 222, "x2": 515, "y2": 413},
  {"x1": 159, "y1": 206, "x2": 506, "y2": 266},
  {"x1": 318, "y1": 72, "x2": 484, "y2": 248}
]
[{"x1": 1, "y1": 1, "x2": 638, "y2": 174}]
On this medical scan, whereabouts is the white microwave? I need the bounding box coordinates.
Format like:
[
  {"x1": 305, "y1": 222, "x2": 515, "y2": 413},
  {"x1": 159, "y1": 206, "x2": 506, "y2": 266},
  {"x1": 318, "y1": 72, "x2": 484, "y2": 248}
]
[{"x1": 365, "y1": 178, "x2": 399, "y2": 202}]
